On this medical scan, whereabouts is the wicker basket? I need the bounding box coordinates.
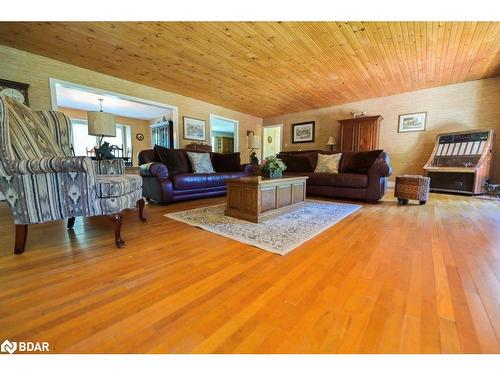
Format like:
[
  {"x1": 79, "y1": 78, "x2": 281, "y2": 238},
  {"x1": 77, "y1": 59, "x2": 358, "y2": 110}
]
[{"x1": 394, "y1": 175, "x2": 430, "y2": 205}]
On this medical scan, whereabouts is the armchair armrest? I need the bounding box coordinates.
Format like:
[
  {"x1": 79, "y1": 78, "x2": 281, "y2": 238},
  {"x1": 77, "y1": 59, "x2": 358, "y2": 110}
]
[
  {"x1": 11, "y1": 156, "x2": 94, "y2": 175},
  {"x1": 93, "y1": 159, "x2": 125, "y2": 175},
  {"x1": 140, "y1": 162, "x2": 169, "y2": 180}
]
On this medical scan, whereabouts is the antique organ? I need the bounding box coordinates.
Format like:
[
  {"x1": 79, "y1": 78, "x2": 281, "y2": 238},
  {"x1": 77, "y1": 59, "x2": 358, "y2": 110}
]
[{"x1": 423, "y1": 130, "x2": 495, "y2": 195}]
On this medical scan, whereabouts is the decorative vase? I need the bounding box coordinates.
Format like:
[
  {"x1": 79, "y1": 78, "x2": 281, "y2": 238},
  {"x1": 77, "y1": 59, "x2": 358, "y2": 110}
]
[{"x1": 269, "y1": 169, "x2": 283, "y2": 179}]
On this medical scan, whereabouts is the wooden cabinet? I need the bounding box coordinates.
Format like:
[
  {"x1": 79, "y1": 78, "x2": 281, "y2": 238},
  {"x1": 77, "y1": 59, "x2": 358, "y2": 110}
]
[
  {"x1": 214, "y1": 136, "x2": 234, "y2": 153},
  {"x1": 338, "y1": 115, "x2": 382, "y2": 152},
  {"x1": 225, "y1": 176, "x2": 308, "y2": 223}
]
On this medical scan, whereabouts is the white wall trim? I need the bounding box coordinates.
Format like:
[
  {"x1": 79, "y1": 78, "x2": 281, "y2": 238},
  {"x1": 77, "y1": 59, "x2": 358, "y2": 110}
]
[
  {"x1": 209, "y1": 113, "x2": 239, "y2": 152},
  {"x1": 48, "y1": 78, "x2": 180, "y2": 148}
]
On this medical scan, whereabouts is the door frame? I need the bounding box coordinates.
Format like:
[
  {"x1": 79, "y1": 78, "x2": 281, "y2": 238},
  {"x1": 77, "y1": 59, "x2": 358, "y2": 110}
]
[
  {"x1": 262, "y1": 123, "x2": 283, "y2": 158},
  {"x1": 209, "y1": 114, "x2": 239, "y2": 152}
]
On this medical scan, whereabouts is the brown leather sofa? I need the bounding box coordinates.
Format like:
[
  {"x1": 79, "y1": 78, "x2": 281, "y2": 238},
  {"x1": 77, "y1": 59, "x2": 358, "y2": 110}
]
[
  {"x1": 138, "y1": 147, "x2": 253, "y2": 204},
  {"x1": 279, "y1": 149, "x2": 392, "y2": 202}
]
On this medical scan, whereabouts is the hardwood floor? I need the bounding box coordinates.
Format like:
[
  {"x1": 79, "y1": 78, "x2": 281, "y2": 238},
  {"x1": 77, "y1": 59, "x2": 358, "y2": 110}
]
[{"x1": 0, "y1": 191, "x2": 498, "y2": 353}]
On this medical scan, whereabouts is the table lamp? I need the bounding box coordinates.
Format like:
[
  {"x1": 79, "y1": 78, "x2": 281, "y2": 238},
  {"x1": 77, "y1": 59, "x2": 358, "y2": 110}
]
[
  {"x1": 88, "y1": 98, "x2": 116, "y2": 147},
  {"x1": 327, "y1": 135, "x2": 337, "y2": 151}
]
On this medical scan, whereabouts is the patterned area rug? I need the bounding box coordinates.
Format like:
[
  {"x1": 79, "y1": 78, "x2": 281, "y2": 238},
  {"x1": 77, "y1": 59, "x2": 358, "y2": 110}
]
[{"x1": 165, "y1": 200, "x2": 361, "y2": 255}]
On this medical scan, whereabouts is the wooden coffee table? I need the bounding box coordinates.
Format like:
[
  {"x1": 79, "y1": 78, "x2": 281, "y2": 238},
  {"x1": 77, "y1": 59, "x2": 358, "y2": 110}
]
[{"x1": 225, "y1": 176, "x2": 308, "y2": 223}]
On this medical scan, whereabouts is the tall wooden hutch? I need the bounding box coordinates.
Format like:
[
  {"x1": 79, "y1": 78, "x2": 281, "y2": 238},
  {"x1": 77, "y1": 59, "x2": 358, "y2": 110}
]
[{"x1": 338, "y1": 115, "x2": 382, "y2": 152}]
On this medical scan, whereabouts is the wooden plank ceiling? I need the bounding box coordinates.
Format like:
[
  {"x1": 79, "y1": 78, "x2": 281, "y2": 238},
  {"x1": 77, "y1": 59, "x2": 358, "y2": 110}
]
[{"x1": 0, "y1": 22, "x2": 499, "y2": 118}]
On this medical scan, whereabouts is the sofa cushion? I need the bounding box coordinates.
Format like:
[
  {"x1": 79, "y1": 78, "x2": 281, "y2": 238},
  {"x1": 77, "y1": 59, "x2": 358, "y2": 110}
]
[
  {"x1": 343, "y1": 150, "x2": 383, "y2": 174},
  {"x1": 308, "y1": 173, "x2": 368, "y2": 188},
  {"x1": 211, "y1": 152, "x2": 241, "y2": 172},
  {"x1": 172, "y1": 171, "x2": 246, "y2": 190},
  {"x1": 285, "y1": 153, "x2": 317, "y2": 172},
  {"x1": 154, "y1": 145, "x2": 189, "y2": 175},
  {"x1": 186, "y1": 151, "x2": 215, "y2": 173},
  {"x1": 96, "y1": 174, "x2": 143, "y2": 198},
  {"x1": 314, "y1": 153, "x2": 342, "y2": 173}
]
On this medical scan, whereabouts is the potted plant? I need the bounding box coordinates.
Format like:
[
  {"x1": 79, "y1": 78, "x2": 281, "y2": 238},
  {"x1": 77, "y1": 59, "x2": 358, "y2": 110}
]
[{"x1": 261, "y1": 155, "x2": 287, "y2": 178}]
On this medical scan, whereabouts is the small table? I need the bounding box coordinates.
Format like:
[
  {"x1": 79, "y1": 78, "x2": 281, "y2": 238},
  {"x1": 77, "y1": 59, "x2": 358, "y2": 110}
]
[
  {"x1": 225, "y1": 176, "x2": 308, "y2": 223},
  {"x1": 394, "y1": 175, "x2": 431, "y2": 205}
]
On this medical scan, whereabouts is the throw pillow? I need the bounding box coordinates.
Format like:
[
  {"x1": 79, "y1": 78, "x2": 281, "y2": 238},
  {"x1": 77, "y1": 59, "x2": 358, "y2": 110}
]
[
  {"x1": 186, "y1": 151, "x2": 215, "y2": 173},
  {"x1": 343, "y1": 150, "x2": 383, "y2": 174},
  {"x1": 154, "y1": 145, "x2": 189, "y2": 175},
  {"x1": 211, "y1": 152, "x2": 241, "y2": 172},
  {"x1": 314, "y1": 153, "x2": 342, "y2": 173}
]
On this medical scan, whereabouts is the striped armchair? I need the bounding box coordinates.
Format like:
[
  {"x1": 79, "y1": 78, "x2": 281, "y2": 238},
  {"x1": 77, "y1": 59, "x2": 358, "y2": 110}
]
[{"x1": 0, "y1": 94, "x2": 146, "y2": 254}]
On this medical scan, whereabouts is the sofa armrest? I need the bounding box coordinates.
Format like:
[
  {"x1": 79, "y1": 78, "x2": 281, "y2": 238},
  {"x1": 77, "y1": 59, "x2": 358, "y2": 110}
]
[
  {"x1": 92, "y1": 159, "x2": 125, "y2": 175},
  {"x1": 140, "y1": 162, "x2": 169, "y2": 180},
  {"x1": 368, "y1": 152, "x2": 393, "y2": 179},
  {"x1": 241, "y1": 163, "x2": 253, "y2": 175},
  {"x1": 11, "y1": 156, "x2": 94, "y2": 175}
]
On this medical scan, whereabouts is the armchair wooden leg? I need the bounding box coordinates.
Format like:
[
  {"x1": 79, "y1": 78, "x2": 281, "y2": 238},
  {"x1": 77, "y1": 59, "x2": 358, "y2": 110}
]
[
  {"x1": 111, "y1": 213, "x2": 125, "y2": 248},
  {"x1": 14, "y1": 224, "x2": 28, "y2": 255},
  {"x1": 67, "y1": 217, "x2": 76, "y2": 229},
  {"x1": 137, "y1": 198, "x2": 147, "y2": 222}
]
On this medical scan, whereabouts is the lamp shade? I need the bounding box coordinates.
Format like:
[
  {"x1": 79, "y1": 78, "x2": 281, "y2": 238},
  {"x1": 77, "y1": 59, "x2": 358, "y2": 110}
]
[
  {"x1": 326, "y1": 135, "x2": 336, "y2": 146},
  {"x1": 248, "y1": 134, "x2": 261, "y2": 149},
  {"x1": 87, "y1": 111, "x2": 116, "y2": 137}
]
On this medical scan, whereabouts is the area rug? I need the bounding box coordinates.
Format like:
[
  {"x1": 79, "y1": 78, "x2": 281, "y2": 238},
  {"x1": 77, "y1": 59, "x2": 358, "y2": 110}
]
[{"x1": 165, "y1": 200, "x2": 361, "y2": 255}]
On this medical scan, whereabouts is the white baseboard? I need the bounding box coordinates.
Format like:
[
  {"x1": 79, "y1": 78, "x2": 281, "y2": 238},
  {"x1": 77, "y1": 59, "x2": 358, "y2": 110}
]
[{"x1": 387, "y1": 181, "x2": 395, "y2": 188}]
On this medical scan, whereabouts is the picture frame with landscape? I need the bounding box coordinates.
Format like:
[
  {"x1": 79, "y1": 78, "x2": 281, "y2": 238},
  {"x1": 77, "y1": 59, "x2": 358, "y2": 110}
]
[
  {"x1": 398, "y1": 112, "x2": 427, "y2": 133},
  {"x1": 292, "y1": 121, "x2": 315, "y2": 143},
  {"x1": 183, "y1": 116, "x2": 206, "y2": 141}
]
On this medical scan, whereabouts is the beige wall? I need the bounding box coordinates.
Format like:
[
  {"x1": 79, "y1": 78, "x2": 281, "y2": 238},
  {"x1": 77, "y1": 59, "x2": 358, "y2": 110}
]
[
  {"x1": 0, "y1": 45, "x2": 262, "y2": 163},
  {"x1": 58, "y1": 107, "x2": 151, "y2": 166},
  {"x1": 264, "y1": 77, "x2": 500, "y2": 181}
]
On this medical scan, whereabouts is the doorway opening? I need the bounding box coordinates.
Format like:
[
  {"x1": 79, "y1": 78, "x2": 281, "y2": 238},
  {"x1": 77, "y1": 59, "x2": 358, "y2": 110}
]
[
  {"x1": 263, "y1": 124, "x2": 282, "y2": 158},
  {"x1": 210, "y1": 114, "x2": 239, "y2": 153},
  {"x1": 49, "y1": 78, "x2": 179, "y2": 165}
]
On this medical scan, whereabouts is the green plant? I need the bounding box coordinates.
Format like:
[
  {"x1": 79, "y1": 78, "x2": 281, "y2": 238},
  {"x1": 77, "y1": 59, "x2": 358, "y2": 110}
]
[{"x1": 262, "y1": 155, "x2": 286, "y2": 178}]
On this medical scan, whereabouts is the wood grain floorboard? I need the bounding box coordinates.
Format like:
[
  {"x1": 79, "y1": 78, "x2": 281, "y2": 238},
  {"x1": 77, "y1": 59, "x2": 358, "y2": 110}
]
[{"x1": 0, "y1": 191, "x2": 498, "y2": 353}]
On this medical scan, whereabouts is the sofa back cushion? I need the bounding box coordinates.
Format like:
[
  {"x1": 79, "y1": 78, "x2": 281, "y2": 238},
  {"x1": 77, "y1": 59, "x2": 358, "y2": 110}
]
[
  {"x1": 211, "y1": 152, "x2": 241, "y2": 172},
  {"x1": 154, "y1": 145, "x2": 189, "y2": 175},
  {"x1": 342, "y1": 150, "x2": 383, "y2": 174},
  {"x1": 138, "y1": 149, "x2": 158, "y2": 165},
  {"x1": 280, "y1": 151, "x2": 318, "y2": 172}
]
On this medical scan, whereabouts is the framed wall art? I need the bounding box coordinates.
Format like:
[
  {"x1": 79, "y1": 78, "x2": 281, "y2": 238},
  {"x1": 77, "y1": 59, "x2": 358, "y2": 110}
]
[
  {"x1": 292, "y1": 121, "x2": 315, "y2": 143},
  {"x1": 183, "y1": 116, "x2": 206, "y2": 141},
  {"x1": 398, "y1": 112, "x2": 427, "y2": 133}
]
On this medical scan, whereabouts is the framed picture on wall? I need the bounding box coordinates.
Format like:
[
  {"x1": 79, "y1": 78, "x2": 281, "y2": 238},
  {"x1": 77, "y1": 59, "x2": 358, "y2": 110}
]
[
  {"x1": 183, "y1": 116, "x2": 206, "y2": 141},
  {"x1": 398, "y1": 112, "x2": 427, "y2": 133},
  {"x1": 292, "y1": 121, "x2": 315, "y2": 143}
]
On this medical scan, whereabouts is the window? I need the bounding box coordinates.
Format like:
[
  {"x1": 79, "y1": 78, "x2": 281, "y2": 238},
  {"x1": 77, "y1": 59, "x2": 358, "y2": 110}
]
[{"x1": 70, "y1": 119, "x2": 131, "y2": 156}]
